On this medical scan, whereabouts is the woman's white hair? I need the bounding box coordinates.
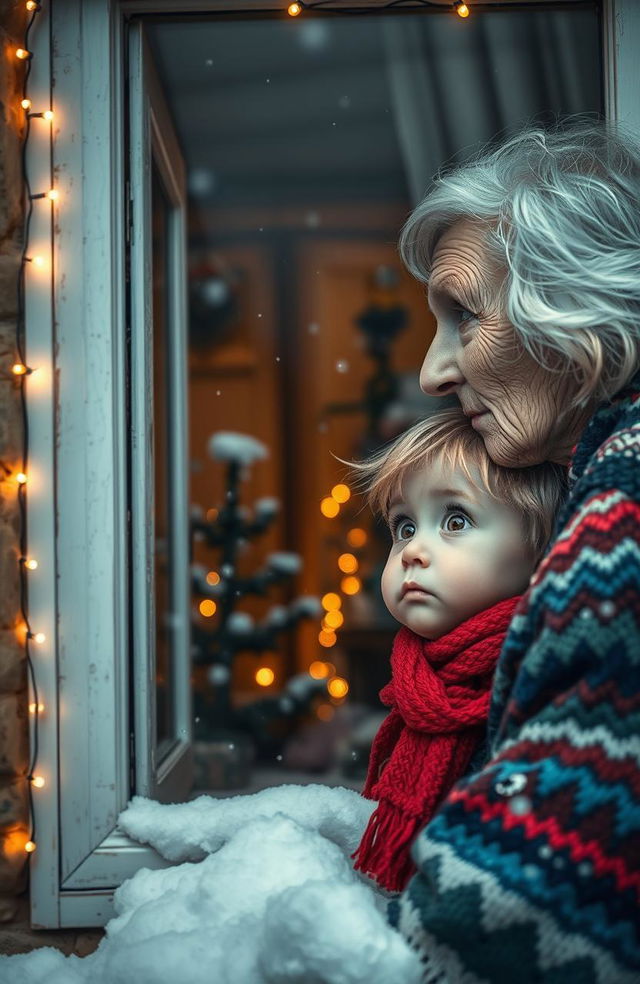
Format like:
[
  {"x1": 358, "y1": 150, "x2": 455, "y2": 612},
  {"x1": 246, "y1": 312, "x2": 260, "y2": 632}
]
[{"x1": 399, "y1": 118, "x2": 640, "y2": 407}]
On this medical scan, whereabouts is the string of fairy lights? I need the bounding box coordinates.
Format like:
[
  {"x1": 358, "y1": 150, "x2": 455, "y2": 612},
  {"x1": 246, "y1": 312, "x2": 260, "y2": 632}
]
[
  {"x1": 3, "y1": 0, "x2": 473, "y2": 860},
  {"x1": 287, "y1": 0, "x2": 470, "y2": 17},
  {"x1": 5, "y1": 0, "x2": 52, "y2": 860}
]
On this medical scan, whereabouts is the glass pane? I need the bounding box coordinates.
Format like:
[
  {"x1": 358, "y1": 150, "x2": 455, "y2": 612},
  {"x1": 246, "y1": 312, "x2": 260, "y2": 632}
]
[
  {"x1": 145, "y1": 4, "x2": 602, "y2": 796},
  {"x1": 152, "y1": 160, "x2": 176, "y2": 757}
]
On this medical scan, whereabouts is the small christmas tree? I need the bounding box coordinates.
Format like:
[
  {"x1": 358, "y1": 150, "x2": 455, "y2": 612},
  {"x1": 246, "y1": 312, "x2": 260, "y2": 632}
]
[{"x1": 191, "y1": 431, "x2": 324, "y2": 758}]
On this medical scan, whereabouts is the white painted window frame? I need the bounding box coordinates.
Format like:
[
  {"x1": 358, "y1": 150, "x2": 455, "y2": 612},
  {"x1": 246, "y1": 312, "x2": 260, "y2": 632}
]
[{"x1": 25, "y1": 0, "x2": 639, "y2": 930}]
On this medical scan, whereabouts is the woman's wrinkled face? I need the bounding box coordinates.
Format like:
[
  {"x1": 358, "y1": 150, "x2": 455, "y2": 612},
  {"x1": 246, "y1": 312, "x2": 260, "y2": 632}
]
[{"x1": 420, "y1": 219, "x2": 588, "y2": 467}]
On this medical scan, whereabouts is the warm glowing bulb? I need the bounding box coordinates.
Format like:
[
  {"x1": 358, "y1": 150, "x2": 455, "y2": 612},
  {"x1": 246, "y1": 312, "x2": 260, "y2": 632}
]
[
  {"x1": 338, "y1": 553, "x2": 358, "y2": 574},
  {"x1": 43, "y1": 109, "x2": 54, "y2": 121},
  {"x1": 288, "y1": 2, "x2": 302, "y2": 15},
  {"x1": 26, "y1": 0, "x2": 41, "y2": 10},
  {"x1": 29, "y1": 702, "x2": 45, "y2": 713},
  {"x1": 21, "y1": 98, "x2": 31, "y2": 110},
  {"x1": 25, "y1": 840, "x2": 36, "y2": 853},
  {"x1": 33, "y1": 632, "x2": 46, "y2": 644},
  {"x1": 31, "y1": 776, "x2": 45, "y2": 788},
  {"x1": 331, "y1": 483, "x2": 351, "y2": 504},
  {"x1": 341, "y1": 575, "x2": 361, "y2": 596},
  {"x1": 347, "y1": 527, "x2": 367, "y2": 548},
  {"x1": 255, "y1": 666, "x2": 275, "y2": 687},
  {"x1": 206, "y1": 570, "x2": 220, "y2": 586},
  {"x1": 199, "y1": 599, "x2": 217, "y2": 617},
  {"x1": 16, "y1": 48, "x2": 31, "y2": 60},
  {"x1": 24, "y1": 558, "x2": 38, "y2": 570},
  {"x1": 320, "y1": 496, "x2": 339, "y2": 519},
  {"x1": 309, "y1": 660, "x2": 330, "y2": 679},
  {"x1": 321, "y1": 592, "x2": 341, "y2": 612},
  {"x1": 47, "y1": 188, "x2": 58, "y2": 201},
  {"x1": 324, "y1": 609, "x2": 344, "y2": 630},
  {"x1": 328, "y1": 676, "x2": 349, "y2": 699},
  {"x1": 12, "y1": 363, "x2": 28, "y2": 376},
  {"x1": 318, "y1": 629, "x2": 337, "y2": 648},
  {"x1": 454, "y1": 1, "x2": 470, "y2": 17},
  {"x1": 32, "y1": 255, "x2": 45, "y2": 267},
  {"x1": 16, "y1": 472, "x2": 27, "y2": 485}
]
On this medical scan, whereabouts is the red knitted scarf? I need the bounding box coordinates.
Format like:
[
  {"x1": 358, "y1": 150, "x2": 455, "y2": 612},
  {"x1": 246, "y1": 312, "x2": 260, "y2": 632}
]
[{"x1": 352, "y1": 595, "x2": 521, "y2": 892}]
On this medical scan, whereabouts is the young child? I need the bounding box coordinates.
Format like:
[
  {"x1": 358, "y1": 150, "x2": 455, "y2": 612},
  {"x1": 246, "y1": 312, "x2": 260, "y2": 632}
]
[{"x1": 350, "y1": 406, "x2": 567, "y2": 892}]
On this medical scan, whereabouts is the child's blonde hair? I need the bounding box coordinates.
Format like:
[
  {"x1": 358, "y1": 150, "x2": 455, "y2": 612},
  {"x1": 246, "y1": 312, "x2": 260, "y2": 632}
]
[{"x1": 352, "y1": 407, "x2": 568, "y2": 564}]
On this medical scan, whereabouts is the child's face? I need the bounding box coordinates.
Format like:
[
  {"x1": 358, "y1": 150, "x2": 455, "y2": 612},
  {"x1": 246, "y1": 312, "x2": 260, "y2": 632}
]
[{"x1": 381, "y1": 455, "x2": 535, "y2": 640}]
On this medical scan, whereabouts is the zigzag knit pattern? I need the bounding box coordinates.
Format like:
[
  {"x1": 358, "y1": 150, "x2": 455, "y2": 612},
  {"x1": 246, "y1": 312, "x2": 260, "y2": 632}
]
[{"x1": 390, "y1": 372, "x2": 640, "y2": 984}]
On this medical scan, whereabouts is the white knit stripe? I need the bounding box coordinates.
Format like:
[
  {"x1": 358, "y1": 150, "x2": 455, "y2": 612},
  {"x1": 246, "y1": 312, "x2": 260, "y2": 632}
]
[
  {"x1": 555, "y1": 488, "x2": 629, "y2": 541},
  {"x1": 499, "y1": 719, "x2": 640, "y2": 764},
  {"x1": 410, "y1": 839, "x2": 638, "y2": 984}
]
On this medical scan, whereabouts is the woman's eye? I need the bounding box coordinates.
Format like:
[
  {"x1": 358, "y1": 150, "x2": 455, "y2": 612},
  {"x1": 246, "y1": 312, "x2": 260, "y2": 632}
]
[
  {"x1": 455, "y1": 307, "x2": 477, "y2": 328},
  {"x1": 392, "y1": 518, "x2": 415, "y2": 541},
  {"x1": 443, "y1": 512, "x2": 471, "y2": 533}
]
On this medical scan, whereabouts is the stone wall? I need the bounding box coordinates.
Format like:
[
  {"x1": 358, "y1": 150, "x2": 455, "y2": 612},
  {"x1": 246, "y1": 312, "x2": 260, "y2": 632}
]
[{"x1": 0, "y1": 0, "x2": 31, "y2": 924}]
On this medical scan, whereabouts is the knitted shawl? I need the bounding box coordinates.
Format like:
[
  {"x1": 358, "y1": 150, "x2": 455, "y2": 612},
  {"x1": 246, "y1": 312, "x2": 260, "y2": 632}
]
[
  {"x1": 353, "y1": 595, "x2": 521, "y2": 892},
  {"x1": 391, "y1": 371, "x2": 640, "y2": 983}
]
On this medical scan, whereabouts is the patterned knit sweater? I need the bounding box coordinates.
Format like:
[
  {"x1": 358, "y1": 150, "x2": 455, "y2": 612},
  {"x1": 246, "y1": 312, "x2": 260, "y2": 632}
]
[{"x1": 389, "y1": 372, "x2": 640, "y2": 984}]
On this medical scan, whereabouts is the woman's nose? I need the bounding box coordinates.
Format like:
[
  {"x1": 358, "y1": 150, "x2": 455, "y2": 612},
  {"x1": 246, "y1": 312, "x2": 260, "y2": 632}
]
[
  {"x1": 402, "y1": 536, "x2": 431, "y2": 568},
  {"x1": 419, "y1": 328, "x2": 465, "y2": 396}
]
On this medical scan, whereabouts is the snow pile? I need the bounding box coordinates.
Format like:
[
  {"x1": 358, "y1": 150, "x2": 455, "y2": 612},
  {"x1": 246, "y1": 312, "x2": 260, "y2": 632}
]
[{"x1": 0, "y1": 785, "x2": 422, "y2": 984}]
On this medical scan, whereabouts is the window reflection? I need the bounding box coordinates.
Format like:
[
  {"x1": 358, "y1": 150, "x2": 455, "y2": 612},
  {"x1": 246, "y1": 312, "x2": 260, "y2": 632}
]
[{"x1": 145, "y1": 5, "x2": 601, "y2": 793}]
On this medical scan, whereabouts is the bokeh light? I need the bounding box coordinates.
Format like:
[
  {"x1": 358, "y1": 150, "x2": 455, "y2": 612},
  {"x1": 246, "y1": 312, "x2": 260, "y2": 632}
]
[
  {"x1": 341, "y1": 576, "x2": 361, "y2": 596},
  {"x1": 321, "y1": 592, "x2": 342, "y2": 611},
  {"x1": 323, "y1": 609, "x2": 344, "y2": 630},
  {"x1": 328, "y1": 676, "x2": 349, "y2": 699},
  {"x1": 318, "y1": 629, "x2": 337, "y2": 648},
  {"x1": 331, "y1": 483, "x2": 351, "y2": 504},
  {"x1": 199, "y1": 599, "x2": 217, "y2": 617},
  {"x1": 255, "y1": 666, "x2": 275, "y2": 686},
  {"x1": 347, "y1": 527, "x2": 367, "y2": 548},
  {"x1": 320, "y1": 497, "x2": 340, "y2": 518},
  {"x1": 337, "y1": 552, "x2": 358, "y2": 574}
]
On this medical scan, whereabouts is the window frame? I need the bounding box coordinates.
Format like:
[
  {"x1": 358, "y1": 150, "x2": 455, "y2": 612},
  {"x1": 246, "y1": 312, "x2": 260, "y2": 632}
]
[{"x1": 26, "y1": 0, "x2": 637, "y2": 930}]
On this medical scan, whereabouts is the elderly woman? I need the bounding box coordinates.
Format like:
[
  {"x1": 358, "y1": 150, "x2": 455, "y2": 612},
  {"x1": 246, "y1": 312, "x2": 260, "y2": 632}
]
[{"x1": 390, "y1": 122, "x2": 640, "y2": 983}]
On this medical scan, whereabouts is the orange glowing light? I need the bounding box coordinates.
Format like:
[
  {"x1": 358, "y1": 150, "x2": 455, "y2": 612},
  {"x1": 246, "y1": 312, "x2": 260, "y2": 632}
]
[
  {"x1": 309, "y1": 660, "x2": 330, "y2": 679},
  {"x1": 24, "y1": 558, "x2": 38, "y2": 570},
  {"x1": 321, "y1": 592, "x2": 341, "y2": 612},
  {"x1": 255, "y1": 666, "x2": 275, "y2": 686},
  {"x1": 199, "y1": 599, "x2": 217, "y2": 617},
  {"x1": 341, "y1": 576, "x2": 361, "y2": 596},
  {"x1": 21, "y1": 98, "x2": 31, "y2": 110},
  {"x1": 29, "y1": 702, "x2": 45, "y2": 714},
  {"x1": 347, "y1": 527, "x2": 367, "y2": 548},
  {"x1": 16, "y1": 48, "x2": 31, "y2": 60},
  {"x1": 47, "y1": 188, "x2": 58, "y2": 201},
  {"x1": 206, "y1": 570, "x2": 220, "y2": 586},
  {"x1": 320, "y1": 497, "x2": 339, "y2": 519},
  {"x1": 43, "y1": 109, "x2": 54, "y2": 121},
  {"x1": 323, "y1": 609, "x2": 344, "y2": 630},
  {"x1": 454, "y1": 1, "x2": 470, "y2": 17},
  {"x1": 12, "y1": 363, "x2": 28, "y2": 376},
  {"x1": 206, "y1": 507, "x2": 218, "y2": 522},
  {"x1": 16, "y1": 472, "x2": 27, "y2": 485},
  {"x1": 331, "y1": 483, "x2": 351, "y2": 504},
  {"x1": 25, "y1": 840, "x2": 36, "y2": 853},
  {"x1": 318, "y1": 629, "x2": 337, "y2": 648},
  {"x1": 338, "y1": 552, "x2": 358, "y2": 574},
  {"x1": 288, "y1": 2, "x2": 302, "y2": 14},
  {"x1": 31, "y1": 776, "x2": 45, "y2": 789},
  {"x1": 328, "y1": 676, "x2": 349, "y2": 699}
]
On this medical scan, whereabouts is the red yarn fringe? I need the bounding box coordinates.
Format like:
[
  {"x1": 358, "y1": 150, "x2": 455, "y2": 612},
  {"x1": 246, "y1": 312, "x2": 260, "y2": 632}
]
[{"x1": 352, "y1": 802, "x2": 421, "y2": 893}]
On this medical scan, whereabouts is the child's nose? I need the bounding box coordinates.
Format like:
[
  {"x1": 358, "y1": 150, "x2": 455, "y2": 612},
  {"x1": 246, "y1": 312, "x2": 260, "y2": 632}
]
[{"x1": 401, "y1": 536, "x2": 431, "y2": 568}]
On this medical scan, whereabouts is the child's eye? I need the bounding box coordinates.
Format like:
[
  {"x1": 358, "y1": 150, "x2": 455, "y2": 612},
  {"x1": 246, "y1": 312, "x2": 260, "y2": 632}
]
[
  {"x1": 390, "y1": 516, "x2": 415, "y2": 542},
  {"x1": 442, "y1": 510, "x2": 472, "y2": 533}
]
